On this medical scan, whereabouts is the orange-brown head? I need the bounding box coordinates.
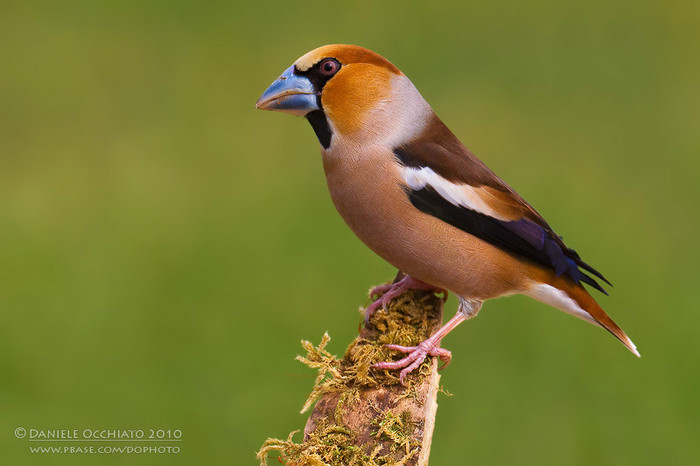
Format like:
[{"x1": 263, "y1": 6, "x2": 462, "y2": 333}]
[{"x1": 256, "y1": 45, "x2": 429, "y2": 149}]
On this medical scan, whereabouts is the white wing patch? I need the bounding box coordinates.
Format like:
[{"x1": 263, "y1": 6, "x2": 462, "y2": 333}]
[
  {"x1": 527, "y1": 284, "x2": 640, "y2": 356},
  {"x1": 402, "y1": 166, "x2": 511, "y2": 221},
  {"x1": 526, "y1": 283, "x2": 599, "y2": 326}
]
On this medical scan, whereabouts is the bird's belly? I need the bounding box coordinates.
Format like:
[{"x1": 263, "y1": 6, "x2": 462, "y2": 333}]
[{"x1": 323, "y1": 151, "x2": 529, "y2": 300}]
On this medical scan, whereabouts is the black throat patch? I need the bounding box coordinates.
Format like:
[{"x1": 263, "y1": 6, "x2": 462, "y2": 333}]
[
  {"x1": 305, "y1": 110, "x2": 332, "y2": 149},
  {"x1": 295, "y1": 60, "x2": 340, "y2": 150}
]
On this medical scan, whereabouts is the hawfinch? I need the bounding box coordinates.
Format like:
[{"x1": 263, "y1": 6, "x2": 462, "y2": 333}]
[{"x1": 256, "y1": 44, "x2": 639, "y2": 382}]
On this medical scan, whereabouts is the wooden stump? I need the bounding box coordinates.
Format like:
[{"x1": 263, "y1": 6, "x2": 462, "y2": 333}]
[{"x1": 258, "y1": 276, "x2": 446, "y2": 465}]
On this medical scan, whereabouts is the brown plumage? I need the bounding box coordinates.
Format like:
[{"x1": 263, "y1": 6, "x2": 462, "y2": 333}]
[{"x1": 256, "y1": 44, "x2": 639, "y2": 381}]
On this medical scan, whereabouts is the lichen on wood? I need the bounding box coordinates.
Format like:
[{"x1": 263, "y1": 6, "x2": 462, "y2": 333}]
[{"x1": 257, "y1": 277, "x2": 446, "y2": 466}]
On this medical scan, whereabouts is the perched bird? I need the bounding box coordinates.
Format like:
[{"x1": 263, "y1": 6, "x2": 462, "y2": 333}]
[{"x1": 256, "y1": 44, "x2": 639, "y2": 382}]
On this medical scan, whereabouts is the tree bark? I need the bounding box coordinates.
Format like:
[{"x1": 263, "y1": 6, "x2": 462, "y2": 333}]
[
  {"x1": 258, "y1": 273, "x2": 446, "y2": 465},
  {"x1": 304, "y1": 298, "x2": 443, "y2": 464}
]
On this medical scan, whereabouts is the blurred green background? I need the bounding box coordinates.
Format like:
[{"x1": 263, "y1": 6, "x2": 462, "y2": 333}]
[{"x1": 1, "y1": 1, "x2": 698, "y2": 464}]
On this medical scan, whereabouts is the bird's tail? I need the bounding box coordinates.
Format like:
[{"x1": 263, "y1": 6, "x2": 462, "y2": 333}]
[{"x1": 525, "y1": 280, "x2": 640, "y2": 357}]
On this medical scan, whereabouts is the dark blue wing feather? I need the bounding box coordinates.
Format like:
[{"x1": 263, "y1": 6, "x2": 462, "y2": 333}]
[{"x1": 406, "y1": 185, "x2": 610, "y2": 294}]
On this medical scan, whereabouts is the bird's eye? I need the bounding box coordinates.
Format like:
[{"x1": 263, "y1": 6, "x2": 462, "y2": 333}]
[{"x1": 319, "y1": 59, "x2": 340, "y2": 77}]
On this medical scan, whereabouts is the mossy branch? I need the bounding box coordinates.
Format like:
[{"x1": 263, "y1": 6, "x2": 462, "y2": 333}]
[{"x1": 257, "y1": 274, "x2": 447, "y2": 465}]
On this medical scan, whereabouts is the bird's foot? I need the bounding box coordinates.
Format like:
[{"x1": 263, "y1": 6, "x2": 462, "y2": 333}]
[
  {"x1": 372, "y1": 337, "x2": 452, "y2": 384},
  {"x1": 364, "y1": 275, "x2": 447, "y2": 324},
  {"x1": 368, "y1": 282, "x2": 395, "y2": 300},
  {"x1": 371, "y1": 309, "x2": 472, "y2": 383}
]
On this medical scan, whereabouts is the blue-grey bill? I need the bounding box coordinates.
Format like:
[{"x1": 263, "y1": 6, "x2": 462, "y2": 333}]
[{"x1": 255, "y1": 66, "x2": 319, "y2": 116}]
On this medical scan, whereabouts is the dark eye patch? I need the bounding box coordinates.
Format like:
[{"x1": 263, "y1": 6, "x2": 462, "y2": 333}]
[
  {"x1": 294, "y1": 58, "x2": 342, "y2": 94},
  {"x1": 295, "y1": 58, "x2": 341, "y2": 150}
]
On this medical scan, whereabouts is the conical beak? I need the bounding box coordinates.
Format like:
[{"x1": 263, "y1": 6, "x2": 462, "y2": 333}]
[{"x1": 255, "y1": 66, "x2": 319, "y2": 116}]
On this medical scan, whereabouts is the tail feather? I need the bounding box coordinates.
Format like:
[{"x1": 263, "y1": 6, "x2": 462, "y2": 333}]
[
  {"x1": 566, "y1": 284, "x2": 640, "y2": 357},
  {"x1": 525, "y1": 281, "x2": 640, "y2": 357}
]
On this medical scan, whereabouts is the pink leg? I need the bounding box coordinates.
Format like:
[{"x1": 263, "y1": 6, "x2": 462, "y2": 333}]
[
  {"x1": 365, "y1": 275, "x2": 447, "y2": 324},
  {"x1": 373, "y1": 299, "x2": 482, "y2": 383}
]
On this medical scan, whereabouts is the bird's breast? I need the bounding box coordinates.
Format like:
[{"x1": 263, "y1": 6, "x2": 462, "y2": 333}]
[
  {"x1": 322, "y1": 146, "x2": 410, "y2": 255},
  {"x1": 320, "y1": 145, "x2": 530, "y2": 300}
]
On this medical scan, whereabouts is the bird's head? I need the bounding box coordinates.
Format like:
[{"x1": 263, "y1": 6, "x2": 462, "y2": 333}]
[{"x1": 256, "y1": 44, "x2": 432, "y2": 149}]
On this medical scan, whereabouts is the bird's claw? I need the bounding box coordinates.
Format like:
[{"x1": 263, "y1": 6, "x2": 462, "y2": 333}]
[
  {"x1": 364, "y1": 283, "x2": 403, "y2": 323},
  {"x1": 372, "y1": 341, "x2": 452, "y2": 384},
  {"x1": 364, "y1": 276, "x2": 448, "y2": 324},
  {"x1": 368, "y1": 283, "x2": 394, "y2": 300},
  {"x1": 363, "y1": 294, "x2": 391, "y2": 324}
]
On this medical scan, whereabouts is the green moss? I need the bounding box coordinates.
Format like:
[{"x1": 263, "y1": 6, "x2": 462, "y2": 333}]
[
  {"x1": 371, "y1": 406, "x2": 420, "y2": 458},
  {"x1": 257, "y1": 421, "x2": 366, "y2": 466},
  {"x1": 257, "y1": 288, "x2": 442, "y2": 466},
  {"x1": 256, "y1": 414, "x2": 419, "y2": 466}
]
